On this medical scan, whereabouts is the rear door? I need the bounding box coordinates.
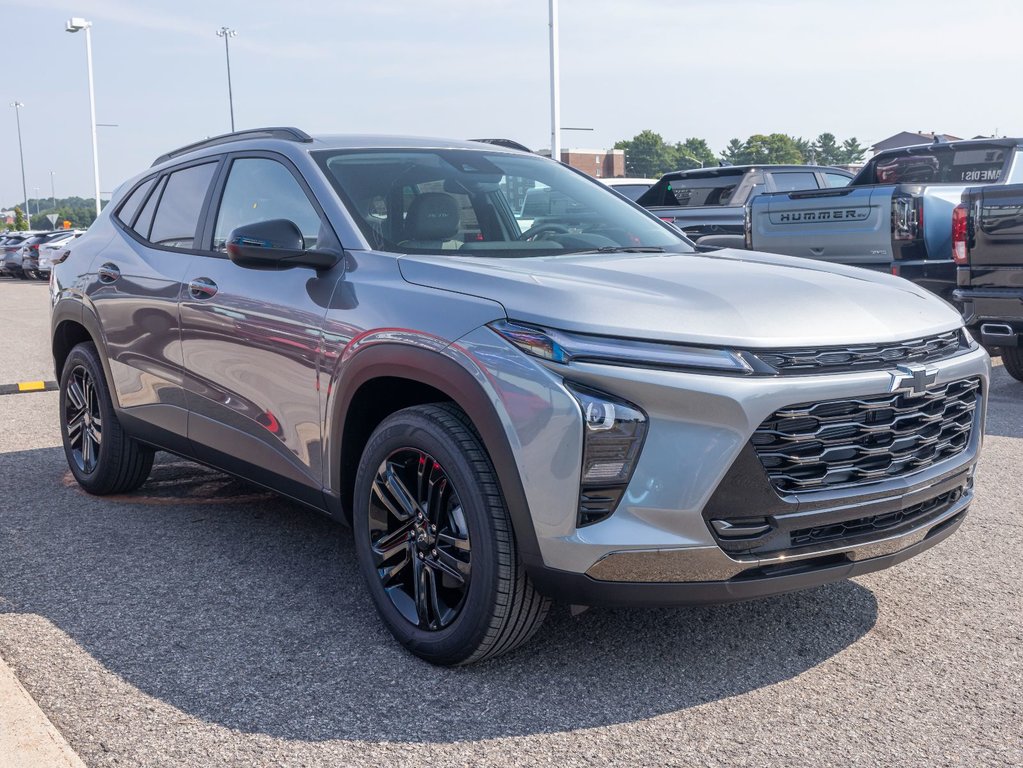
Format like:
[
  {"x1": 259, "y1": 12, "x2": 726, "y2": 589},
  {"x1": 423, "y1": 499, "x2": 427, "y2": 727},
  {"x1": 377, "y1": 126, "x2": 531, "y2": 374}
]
[
  {"x1": 178, "y1": 152, "x2": 344, "y2": 507},
  {"x1": 89, "y1": 160, "x2": 221, "y2": 449}
]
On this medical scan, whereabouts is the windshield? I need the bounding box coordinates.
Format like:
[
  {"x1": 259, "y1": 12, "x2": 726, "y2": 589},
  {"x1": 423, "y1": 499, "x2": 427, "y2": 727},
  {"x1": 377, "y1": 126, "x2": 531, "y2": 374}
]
[
  {"x1": 853, "y1": 145, "x2": 1012, "y2": 185},
  {"x1": 314, "y1": 148, "x2": 691, "y2": 257}
]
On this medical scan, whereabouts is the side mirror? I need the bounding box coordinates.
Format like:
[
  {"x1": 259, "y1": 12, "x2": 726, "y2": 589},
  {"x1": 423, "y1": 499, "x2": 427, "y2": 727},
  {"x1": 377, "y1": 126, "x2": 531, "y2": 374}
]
[{"x1": 226, "y1": 219, "x2": 340, "y2": 271}]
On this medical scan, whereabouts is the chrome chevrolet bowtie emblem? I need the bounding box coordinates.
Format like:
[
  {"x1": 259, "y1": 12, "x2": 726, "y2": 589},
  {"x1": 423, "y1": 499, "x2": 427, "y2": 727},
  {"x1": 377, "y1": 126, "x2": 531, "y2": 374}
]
[{"x1": 889, "y1": 364, "x2": 938, "y2": 395}]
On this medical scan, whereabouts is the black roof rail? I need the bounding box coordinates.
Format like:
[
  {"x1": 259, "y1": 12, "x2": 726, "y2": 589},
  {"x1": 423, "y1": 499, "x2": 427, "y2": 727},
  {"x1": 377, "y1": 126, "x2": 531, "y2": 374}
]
[
  {"x1": 468, "y1": 138, "x2": 533, "y2": 153},
  {"x1": 151, "y1": 127, "x2": 313, "y2": 166}
]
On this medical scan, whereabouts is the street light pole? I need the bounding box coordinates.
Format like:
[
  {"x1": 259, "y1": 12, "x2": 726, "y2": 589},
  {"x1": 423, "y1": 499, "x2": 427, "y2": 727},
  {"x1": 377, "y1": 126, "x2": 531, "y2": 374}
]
[
  {"x1": 548, "y1": 0, "x2": 561, "y2": 163},
  {"x1": 9, "y1": 101, "x2": 28, "y2": 225},
  {"x1": 217, "y1": 27, "x2": 238, "y2": 132},
  {"x1": 65, "y1": 18, "x2": 101, "y2": 217},
  {"x1": 50, "y1": 171, "x2": 56, "y2": 212}
]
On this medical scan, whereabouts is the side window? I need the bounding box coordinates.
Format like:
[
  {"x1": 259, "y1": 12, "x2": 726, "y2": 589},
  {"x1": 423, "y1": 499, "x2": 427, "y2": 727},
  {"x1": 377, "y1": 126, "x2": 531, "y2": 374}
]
[
  {"x1": 148, "y1": 162, "x2": 218, "y2": 249},
  {"x1": 825, "y1": 172, "x2": 852, "y2": 188},
  {"x1": 115, "y1": 177, "x2": 156, "y2": 227},
  {"x1": 213, "y1": 158, "x2": 323, "y2": 251},
  {"x1": 770, "y1": 171, "x2": 820, "y2": 192},
  {"x1": 133, "y1": 176, "x2": 166, "y2": 240}
]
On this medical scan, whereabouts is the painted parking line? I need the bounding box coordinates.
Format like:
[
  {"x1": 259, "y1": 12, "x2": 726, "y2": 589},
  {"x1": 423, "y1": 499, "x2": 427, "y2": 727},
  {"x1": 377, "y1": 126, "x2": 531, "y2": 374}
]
[{"x1": 0, "y1": 381, "x2": 59, "y2": 396}]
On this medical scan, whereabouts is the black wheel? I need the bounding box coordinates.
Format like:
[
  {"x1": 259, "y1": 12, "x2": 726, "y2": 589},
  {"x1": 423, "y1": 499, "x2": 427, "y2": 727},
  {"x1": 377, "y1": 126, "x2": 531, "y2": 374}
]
[
  {"x1": 354, "y1": 403, "x2": 549, "y2": 666},
  {"x1": 1002, "y1": 347, "x2": 1023, "y2": 382},
  {"x1": 59, "y1": 342, "x2": 155, "y2": 494}
]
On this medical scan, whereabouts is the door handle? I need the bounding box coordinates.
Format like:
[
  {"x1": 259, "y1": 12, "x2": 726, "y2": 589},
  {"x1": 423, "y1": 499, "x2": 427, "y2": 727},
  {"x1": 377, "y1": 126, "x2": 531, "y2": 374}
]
[
  {"x1": 187, "y1": 277, "x2": 218, "y2": 300},
  {"x1": 97, "y1": 262, "x2": 120, "y2": 283}
]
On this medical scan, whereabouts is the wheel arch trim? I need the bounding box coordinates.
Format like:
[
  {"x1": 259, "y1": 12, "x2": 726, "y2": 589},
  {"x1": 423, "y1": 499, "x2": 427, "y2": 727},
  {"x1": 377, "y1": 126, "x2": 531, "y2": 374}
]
[{"x1": 325, "y1": 342, "x2": 543, "y2": 566}]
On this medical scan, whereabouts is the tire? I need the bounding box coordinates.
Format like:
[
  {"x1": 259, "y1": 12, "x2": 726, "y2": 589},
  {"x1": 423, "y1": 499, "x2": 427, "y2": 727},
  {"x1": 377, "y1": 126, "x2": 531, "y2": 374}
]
[
  {"x1": 59, "y1": 342, "x2": 155, "y2": 494},
  {"x1": 353, "y1": 403, "x2": 549, "y2": 666},
  {"x1": 1001, "y1": 347, "x2": 1023, "y2": 382}
]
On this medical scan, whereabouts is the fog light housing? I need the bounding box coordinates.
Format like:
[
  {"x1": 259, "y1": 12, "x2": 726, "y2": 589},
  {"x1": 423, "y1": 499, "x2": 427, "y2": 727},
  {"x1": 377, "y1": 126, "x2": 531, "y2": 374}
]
[{"x1": 566, "y1": 383, "x2": 648, "y2": 527}]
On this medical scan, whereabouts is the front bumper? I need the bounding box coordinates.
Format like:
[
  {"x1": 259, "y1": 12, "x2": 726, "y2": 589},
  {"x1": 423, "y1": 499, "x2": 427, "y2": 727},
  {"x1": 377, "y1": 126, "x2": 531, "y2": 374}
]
[
  {"x1": 452, "y1": 327, "x2": 989, "y2": 606},
  {"x1": 529, "y1": 503, "x2": 966, "y2": 607}
]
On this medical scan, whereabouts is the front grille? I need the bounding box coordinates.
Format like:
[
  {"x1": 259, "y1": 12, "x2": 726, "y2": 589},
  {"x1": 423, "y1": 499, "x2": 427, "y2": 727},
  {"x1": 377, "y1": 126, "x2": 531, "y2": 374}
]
[
  {"x1": 754, "y1": 330, "x2": 962, "y2": 373},
  {"x1": 789, "y1": 488, "x2": 960, "y2": 547},
  {"x1": 752, "y1": 378, "x2": 980, "y2": 493}
]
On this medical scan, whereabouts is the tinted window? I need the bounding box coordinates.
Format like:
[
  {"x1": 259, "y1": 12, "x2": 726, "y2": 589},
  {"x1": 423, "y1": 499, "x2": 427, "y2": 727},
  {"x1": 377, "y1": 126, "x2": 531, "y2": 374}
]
[
  {"x1": 116, "y1": 177, "x2": 156, "y2": 227},
  {"x1": 825, "y1": 172, "x2": 852, "y2": 188},
  {"x1": 213, "y1": 158, "x2": 322, "y2": 251},
  {"x1": 133, "y1": 176, "x2": 166, "y2": 240},
  {"x1": 608, "y1": 183, "x2": 652, "y2": 201},
  {"x1": 855, "y1": 146, "x2": 1010, "y2": 185},
  {"x1": 770, "y1": 172, "x2": 820, "y2": 192},
  {"x1": 148, "y1": 163, "x2": 217, "y2": 249},
  {"x1": 638, "y1": 173, "x2": 745, "y2": 207}
]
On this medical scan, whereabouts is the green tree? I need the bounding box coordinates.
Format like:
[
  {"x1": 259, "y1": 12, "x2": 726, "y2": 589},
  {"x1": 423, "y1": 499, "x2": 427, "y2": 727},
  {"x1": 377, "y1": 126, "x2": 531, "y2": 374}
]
[
  {"x1": 674, "y1": 137, "x2": 716, "y2": 170},
  {"x1": 794, "y1": 137, "x2": 814, "y2": 164},
  {"x1": 720, "y1": 138, "x2": 745, "y2": 164},
  {"x1": 13, "y1": 206, "x2": 28, "y2": 231},
  {"x1": 614, "y1": 130, "x2": 681, "y2": 177},
  {"x1": 812, "y1": 133, "x2": 843, "y2": 165},
  {"x1": 740, "y1": 134, "x2": 805, "y2": 165},
  {"x1": 840, "y1": 137, "x2": 866, "y2": 164}
]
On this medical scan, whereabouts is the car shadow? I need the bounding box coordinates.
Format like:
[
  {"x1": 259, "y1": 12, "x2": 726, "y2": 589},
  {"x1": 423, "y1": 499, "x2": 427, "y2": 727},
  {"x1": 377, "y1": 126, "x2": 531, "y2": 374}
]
[{"x1": 0, "y1": 447, "x2": 878, "y2": 743}]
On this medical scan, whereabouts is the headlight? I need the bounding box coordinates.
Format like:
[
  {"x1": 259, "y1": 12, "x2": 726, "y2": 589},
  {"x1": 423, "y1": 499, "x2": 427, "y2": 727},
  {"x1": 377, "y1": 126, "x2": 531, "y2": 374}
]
[
  {"x1": 961, "y1": 326, "x2": 979, "y2": 350},
  {"x1": 489, "y1": 320, "x2": 753, "y2": 374},
  {"x1": 565, "y1": 383, "x2": 648, "y2": 527}
]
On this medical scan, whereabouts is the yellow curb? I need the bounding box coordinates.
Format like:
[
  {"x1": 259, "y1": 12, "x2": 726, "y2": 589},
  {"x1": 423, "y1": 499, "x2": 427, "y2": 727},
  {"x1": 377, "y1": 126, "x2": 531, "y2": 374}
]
[
  {"x1": 0, "y1": 652, "x2": 87, "y2": 768},
  {"x1": 17, "y1": 381, "x2": 46, "y2": 392}
]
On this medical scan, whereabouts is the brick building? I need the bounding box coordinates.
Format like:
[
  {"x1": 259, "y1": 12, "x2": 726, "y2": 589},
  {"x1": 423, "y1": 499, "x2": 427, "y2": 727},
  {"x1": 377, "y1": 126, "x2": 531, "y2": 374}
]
[{"x1": 540, "y1": 148, "x2": 626, "y2": 178}]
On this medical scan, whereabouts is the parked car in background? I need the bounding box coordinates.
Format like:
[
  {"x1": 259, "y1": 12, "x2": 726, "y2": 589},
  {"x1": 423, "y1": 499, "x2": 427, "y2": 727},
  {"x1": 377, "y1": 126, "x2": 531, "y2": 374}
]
[
  {"x1": 52, "y1": 129, "x2": 989, "y2": 666},
  {"x1": 34, "y1": 230, "x2": 83, "y2": 279},
  {"x1": 636, "y1": 165, "x2": 852, "y2": 243},
  {"x1": 599, "y1": 177, "x2": 657, "y2": 201},
  {"x1": 21, "y1": 231, "x2": 83, "y2": 279},
  {"x1": 746, "y1": 138, "x2": 1023, "y2": 299},
  {"x1": 953, "y1": 183, "x2": 1023, "y2": 381},
  {"x1": 1, "y1": 231, "x2": 41, "y2": 278}
]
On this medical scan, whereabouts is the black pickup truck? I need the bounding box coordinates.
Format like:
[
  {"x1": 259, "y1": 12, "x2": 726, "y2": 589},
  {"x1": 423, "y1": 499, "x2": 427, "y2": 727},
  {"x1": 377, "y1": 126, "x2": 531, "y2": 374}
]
[
  {"x1": 953, "y1": 183, "x2": 1023, "y2": 381},
  {"x1": 635, "y1": 164, "x2": 852, "y2": 242}
]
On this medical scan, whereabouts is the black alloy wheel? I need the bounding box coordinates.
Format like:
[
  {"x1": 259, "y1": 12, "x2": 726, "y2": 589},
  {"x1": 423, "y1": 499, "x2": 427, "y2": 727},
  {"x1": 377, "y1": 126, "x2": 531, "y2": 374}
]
[
  {"x1": 368, "y1": 448, "x2": 472, "y2": 630},
  {"x1": 353, "y1": 403, "x2": 549, "y2": 666},
  {"x1": 64, "y1": 364, "x2": 103, "y2": 474},
  {"x1": 58, "y1": 342, "x2": 154, "y2": 495}
]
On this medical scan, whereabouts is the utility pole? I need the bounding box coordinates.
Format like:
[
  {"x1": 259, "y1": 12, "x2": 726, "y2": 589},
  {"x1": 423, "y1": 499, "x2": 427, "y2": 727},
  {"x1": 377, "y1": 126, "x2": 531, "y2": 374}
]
[
  {"x1": 217, "y1": 27, "x2": 238, "y2": 131},
  {"x1": 10, "y1": 101, "x2": 28, "y2": 224},
  {"x1": 548, "y1": 0, "x2": 561, "y2": 163}
]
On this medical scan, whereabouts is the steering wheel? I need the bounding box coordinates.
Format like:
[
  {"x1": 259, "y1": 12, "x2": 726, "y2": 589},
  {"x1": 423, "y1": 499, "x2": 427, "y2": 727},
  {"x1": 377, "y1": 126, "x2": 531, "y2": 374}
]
[{"x1": 517, "y1": 223, "x2": 571, "y2": 241}]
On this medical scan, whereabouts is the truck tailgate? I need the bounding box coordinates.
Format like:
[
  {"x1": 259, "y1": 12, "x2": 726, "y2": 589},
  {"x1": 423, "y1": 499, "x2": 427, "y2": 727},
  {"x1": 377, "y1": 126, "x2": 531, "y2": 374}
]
[
  {"x1": 969, "y1": 185, "x2": 1023, "y2": 286},
  {"x1": 750, "y1": 186, "x2": 892, "y2": 265}
]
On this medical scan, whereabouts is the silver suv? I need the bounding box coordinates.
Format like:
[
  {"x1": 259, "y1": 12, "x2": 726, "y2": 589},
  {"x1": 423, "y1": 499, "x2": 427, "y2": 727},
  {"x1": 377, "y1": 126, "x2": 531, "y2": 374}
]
[{"x1": 50, "y1": 129, "x2": 990, "y2": 665}]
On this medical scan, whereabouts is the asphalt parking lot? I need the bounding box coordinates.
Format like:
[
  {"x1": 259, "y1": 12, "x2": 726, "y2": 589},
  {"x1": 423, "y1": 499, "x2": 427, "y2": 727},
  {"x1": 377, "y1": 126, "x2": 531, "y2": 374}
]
[{"x1": 0, "y1": 277, "x2": 1020, "y2": 767}]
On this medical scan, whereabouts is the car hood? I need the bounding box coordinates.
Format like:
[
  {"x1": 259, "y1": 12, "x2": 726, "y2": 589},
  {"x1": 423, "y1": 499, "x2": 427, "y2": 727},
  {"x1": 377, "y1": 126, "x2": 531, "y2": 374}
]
[{"x1": 397, "y1": 248, "x2": 963, "y2": 348}]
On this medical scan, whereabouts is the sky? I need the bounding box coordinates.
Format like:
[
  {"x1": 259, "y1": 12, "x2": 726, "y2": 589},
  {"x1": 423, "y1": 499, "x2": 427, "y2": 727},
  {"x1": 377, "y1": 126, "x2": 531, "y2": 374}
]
[{"x1": 3, "y1": 0, "x2": 1022, "y2": 207}]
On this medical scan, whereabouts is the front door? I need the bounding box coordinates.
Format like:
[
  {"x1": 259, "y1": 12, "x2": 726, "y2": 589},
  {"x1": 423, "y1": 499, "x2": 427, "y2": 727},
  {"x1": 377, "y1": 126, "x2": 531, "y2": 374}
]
[{"x1": 178, "y1": 154, "x2": 344, "y2": 507}]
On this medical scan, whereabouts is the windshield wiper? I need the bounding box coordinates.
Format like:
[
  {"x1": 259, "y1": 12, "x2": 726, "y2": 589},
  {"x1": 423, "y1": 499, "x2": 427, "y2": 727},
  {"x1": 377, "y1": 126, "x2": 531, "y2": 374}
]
[{"x1": 592, "y1": 246, "x2": 666, "y2": 254}]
